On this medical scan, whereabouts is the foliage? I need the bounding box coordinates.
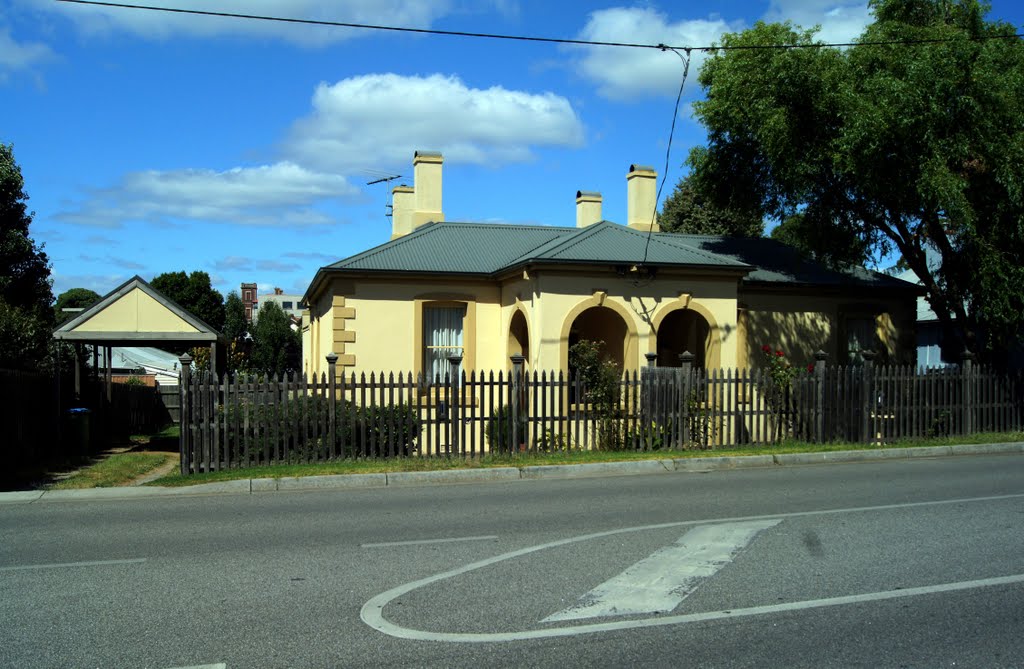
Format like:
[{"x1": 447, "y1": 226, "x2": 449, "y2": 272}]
[
  {"x1": 248, "y1": 300, "x2": 300, "y2": 376},
  {"x1": 659, "y1": 172, "x2": 764, "y2": 237},
  {"x1": 221, "y1": 392, "x2": 419, "y2": 460},
  {"x1": 486, "y1": 403, "x2": 528, "y2": 454},
  {"x1": 151, "y1": 271, "x2": 226, "y2": 332},
  {"x1": 688, "y1": 1, "x2": 1024, "y2": 361},
  {"x1": 569, "y1": 339, "x2": 624, "y2": 449},
  {"x1": 0, "y1": 143, "x2": 53, "y2": 371},
  {"x1": 53, "y1": 288, "x2": 100, "y2": 325},
  {"x1": 223, "y1": 291, "x2": 248, "y2": 342}
]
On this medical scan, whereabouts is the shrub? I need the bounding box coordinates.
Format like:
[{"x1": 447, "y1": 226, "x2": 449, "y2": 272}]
[{"x1": 486, "y1": 404, "x2": 527, "y2": 454}]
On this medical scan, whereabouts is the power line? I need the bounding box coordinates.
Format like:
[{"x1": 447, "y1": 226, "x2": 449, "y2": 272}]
[{"x1": 54, "y1": 0, "x2": 1023, "y2": 52}]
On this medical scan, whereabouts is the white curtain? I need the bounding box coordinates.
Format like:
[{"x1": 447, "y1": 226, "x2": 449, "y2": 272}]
[{"x1": 424, "y1": 306, "x2": 465, "y2": 380}]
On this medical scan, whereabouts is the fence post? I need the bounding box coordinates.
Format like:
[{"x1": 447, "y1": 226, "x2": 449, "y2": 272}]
[
  {"x1": 814, "y1": 350, "x2": 827, "y2": 443},
  {"x1": 510, "y1": 355, "x2": 525, "y2": 453},
  {"x1": 326, "y1": 352, "x2": 338, "y2": 457},
  {"x1": 448, "y1": 356, "x2": 463, "y2": 455},
  {"x1": 961, "y1": 350, "x2": 974, "y2": 436},
  {"x1": 178, "y1": 353, "x2": 193, "y2": 475},
  {"x1": 679, "y1": 351, "x2": 695, "y2": 446},
  {"x1": 645, "y1": 352, "x2": 658, "y2": 368},
  {"x1": 860, "y1": 350, "x2": 876, "y2": 444}
]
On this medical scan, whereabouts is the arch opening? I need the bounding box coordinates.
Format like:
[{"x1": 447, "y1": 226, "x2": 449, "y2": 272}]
[
  {"x1": 657, "y1": 309, "x2": 710, "y2": 368},
  {"x1": 568, "y1": 306, "x2": 628, "y2": 372}
]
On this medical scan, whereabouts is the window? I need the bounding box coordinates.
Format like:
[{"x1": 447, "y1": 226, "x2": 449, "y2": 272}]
[
  {"x1": 423, "y1": 305, "x2": 466, "y2": 380},
  {"x1": 282, "y1": 301, "x2": 293, "y2": 310},
  {"x1": 845, "y1": 316, "x2": 877, "y2": 364}
]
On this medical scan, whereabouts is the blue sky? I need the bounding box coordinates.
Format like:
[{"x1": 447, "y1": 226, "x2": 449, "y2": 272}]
[{"x1": 3, "y1": 0, "x2": 1022, "y2": 301}]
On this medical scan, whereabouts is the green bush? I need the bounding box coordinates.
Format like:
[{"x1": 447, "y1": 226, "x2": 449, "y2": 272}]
[{"x1": 486, "y1": 404, "x2": 527, "y2": 454}]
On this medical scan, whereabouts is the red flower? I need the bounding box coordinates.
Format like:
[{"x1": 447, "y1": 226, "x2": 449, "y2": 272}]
[
  {"x1": 776, "y1": 350, "x2": 785, "y2": 357},
  {"x1": 761, "y1": 344, "x2": 772, "y2": 353},
  {"x1": 807, "y1": 364, "x2": 815, "y2": 373}
]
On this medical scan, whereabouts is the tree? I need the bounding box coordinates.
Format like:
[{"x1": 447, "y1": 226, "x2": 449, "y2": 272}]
[
  {"x1": 54, "y1": 288, "x2": 100, "y2": 325},
  {"x1": 688, "y1": 0, "x2": 1024, "y2": 360},
  {"x1": 0, "y1": 143, "x2": 53, "y2": 370},
  {"x1": 248, "y1": 301, "x2": 300, "y2": 376},
  {"x1": 221, "y1": 291, "x2": 250, "y2": 373},
  {"x1": 658, "y1": 171, "x2": 764, "y2": 237},
  {"x1": 150, "y1": 271, "x2": 226, "y2": 333}
]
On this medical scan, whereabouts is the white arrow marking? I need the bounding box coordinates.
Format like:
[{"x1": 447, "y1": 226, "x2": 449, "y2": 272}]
[{"x1": 543, "y1": 519, "x2": 780, "y2": 622}]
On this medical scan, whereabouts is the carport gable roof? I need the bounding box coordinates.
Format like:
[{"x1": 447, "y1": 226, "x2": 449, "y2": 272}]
[{"x1": 53, "y1": 275, "x2": 223, "y2": 344}]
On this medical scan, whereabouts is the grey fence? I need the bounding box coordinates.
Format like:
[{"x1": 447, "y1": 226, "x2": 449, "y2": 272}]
[{"x1": 178, "y1": 352, "x2": 1024, "y2": 475}]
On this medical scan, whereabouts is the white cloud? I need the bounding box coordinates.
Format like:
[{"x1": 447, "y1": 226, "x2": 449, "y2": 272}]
[
  {"x1": 212, "y1": 256, "x2": 302, "y2": 272},
  {"x1": 765, "y1": 0, "x2": 872, "y2": 44},
  {"x1": 30, "y1": 0, "x2": 459, "y2": 46},
  {"x1": 573, "y1": 3, "x2": 873, "y2": 100},
  {"x1": 56, "y1": 162, "x2": 357, "y2": 227},
  {"x1": 284, "y1": 73, "x2": 585, "y2": 172},
  {"x1": 573, "y1": 8, "x2": 735, "y2": 100},
  {"x1": 0, "y1": 27, "x2": 54, "y2": 80}
]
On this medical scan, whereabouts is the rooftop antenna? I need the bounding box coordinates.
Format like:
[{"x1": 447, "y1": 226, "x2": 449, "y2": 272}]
[{"x1": 364, "y1": 171, "x2": 403, "y2": 218}]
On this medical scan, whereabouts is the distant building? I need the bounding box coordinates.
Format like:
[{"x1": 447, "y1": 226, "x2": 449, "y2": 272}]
[
  {"x1": 254, "y1": 287, "x2": 304, "y2": 324},
  {"x1": 241, "y1": 282, "x2": 258, "y2": 322}
]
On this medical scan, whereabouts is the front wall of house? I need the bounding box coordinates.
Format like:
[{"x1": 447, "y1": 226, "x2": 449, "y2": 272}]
[{"x1": 741, "y1": 291, "x2": 917, "y2": 367}]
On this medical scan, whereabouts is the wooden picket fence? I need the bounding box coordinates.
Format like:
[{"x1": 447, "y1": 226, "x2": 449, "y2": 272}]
[{"x1": 178, "y1": 355, "x2": 1024, "y2": 474}]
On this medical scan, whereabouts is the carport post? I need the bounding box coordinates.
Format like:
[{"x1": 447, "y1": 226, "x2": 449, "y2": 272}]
[{"x1": 179, "y1": 353, "x2": 193, "y2": 475}]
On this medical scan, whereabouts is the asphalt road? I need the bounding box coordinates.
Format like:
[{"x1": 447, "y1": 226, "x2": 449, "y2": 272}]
[{"x1": 2, "y1": 454, "x2": 1023, "y2": 668}]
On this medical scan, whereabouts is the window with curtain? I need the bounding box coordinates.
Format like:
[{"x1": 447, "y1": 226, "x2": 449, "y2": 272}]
[
  {"x1": 845, "y1": 316, "x2": 877, "y2": 364},
  {"x1": 423, "y1": 305, "x2": 466, "y2": 380}
]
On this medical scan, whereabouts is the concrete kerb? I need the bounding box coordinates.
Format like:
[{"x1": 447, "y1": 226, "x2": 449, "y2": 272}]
[{"x1": 1, "y1": 442, "x2": 1020, "y2": 504}]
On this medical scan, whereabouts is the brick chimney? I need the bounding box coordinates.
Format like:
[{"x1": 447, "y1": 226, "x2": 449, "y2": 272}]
[
  {"x1": 575, "y1": 190, "x2": 602, "y2": 228},
  {"x1": 626, "y1": 164, "x2": 659, "y2": 232},
  {"x1": 412, "y1": 150, "x2": 444, "y2": 230}
]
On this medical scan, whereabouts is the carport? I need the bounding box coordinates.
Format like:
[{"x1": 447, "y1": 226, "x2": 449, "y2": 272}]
[{"x1": 53, "y1": 275, "x2": 224, "y2": 405}]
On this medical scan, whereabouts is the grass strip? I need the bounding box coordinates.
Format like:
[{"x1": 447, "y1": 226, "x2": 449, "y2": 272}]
[
  {"x1": 50, "y1": 452, "x2": 175, "y2": 490},
  {"x1": 149, "y1": 431, "x2": 1023, "y2": 488}
]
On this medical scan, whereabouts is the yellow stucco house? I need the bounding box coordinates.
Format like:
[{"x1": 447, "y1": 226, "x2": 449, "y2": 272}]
[{"x1": 301, "y1": 151, "x2": 920, "y2": 380}]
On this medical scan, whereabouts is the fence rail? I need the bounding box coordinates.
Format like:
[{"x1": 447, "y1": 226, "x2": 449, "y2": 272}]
[{"x1": 178, "y1": 354, "x2": 1024, "y2": 475}]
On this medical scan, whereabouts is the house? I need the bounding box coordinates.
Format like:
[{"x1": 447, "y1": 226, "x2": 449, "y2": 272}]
[{"x1": 301, "y1": 151, "x2": 921, "y2": 380}]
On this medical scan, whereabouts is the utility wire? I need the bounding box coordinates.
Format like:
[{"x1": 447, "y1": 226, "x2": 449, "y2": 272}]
[
  {"x1": 54, "y1": 0, "x2": 1024, "y2": 51},
  {"x1": 641, "y1": 46, "x2": 691, "y2": 270}
]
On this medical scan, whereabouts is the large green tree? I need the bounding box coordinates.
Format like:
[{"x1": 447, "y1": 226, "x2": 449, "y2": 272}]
[
  {"x1": 688, "y1": 0, "x2": 1024, "y2": 360},
  {"x1": 659, "y1": 172, "x2": 764, "y2": 237},
  {"x1": 151, "y1": 271, "x2": 226, "y2": 333},
  {"x1": 0, "y1": 143, "x2": 53, "y2": 370}
]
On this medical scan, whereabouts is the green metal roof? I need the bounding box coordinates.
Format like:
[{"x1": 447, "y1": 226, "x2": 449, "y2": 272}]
[{"x1": 308, "y1": 220, "x2": 919, "y2": 300}]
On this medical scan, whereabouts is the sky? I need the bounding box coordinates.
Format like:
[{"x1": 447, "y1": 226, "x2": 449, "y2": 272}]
[{"x1": 3, "y1": 0, "x2": 1023, "y2": 302}]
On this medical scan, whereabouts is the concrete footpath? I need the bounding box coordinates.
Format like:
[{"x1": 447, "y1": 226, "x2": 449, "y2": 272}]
[{"x1": 2, "y1": 442, "x2": 1022, "y2": 504}]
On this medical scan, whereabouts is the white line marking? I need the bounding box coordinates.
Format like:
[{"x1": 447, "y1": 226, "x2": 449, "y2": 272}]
[
  {"x1": 544, "y1": 520, "x2": 780, "y2": 622},
  {"x1": 375, "y1": 574, "x2": 1024, "y2": 643},
  {"x1": 361, "y1": 491, "x2": 1024, "y2": 643},
  {"x1": 165, "y1": 664, "x2": 226, "y2": 669},
  {"x1": 0, "y1": 558, "x2": 146, "y2": 572},
  {"x1": 362, "y1": 535, "x2": 498, "y2": 548}
]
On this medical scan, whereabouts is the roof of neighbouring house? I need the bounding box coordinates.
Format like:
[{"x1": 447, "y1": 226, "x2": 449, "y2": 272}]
[{"x1": 305, "y1": 220, "x2": 920, "y2": 302}]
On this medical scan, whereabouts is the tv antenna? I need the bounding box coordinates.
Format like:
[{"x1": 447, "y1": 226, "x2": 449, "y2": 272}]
[{"x1": 362, "y1": 169, "x2": 403, "y2": 218}]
